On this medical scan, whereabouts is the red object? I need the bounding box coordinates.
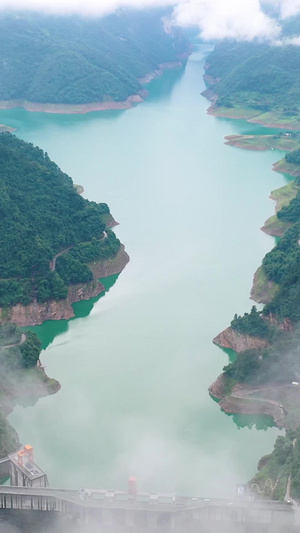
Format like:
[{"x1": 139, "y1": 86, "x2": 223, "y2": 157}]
[
  {"x1": 17, "y1": 445, "x2": 34, "y2": 467},
  {"x1": 128, "y1": 476, "x2": 137, "y2": 496}
]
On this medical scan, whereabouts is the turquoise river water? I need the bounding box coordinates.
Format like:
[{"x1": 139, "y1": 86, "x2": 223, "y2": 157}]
[{"x1": 3, "y1": 46, "x2": 291, "y2": 497}]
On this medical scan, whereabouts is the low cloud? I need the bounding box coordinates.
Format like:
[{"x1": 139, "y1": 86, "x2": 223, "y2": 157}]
[
  {"x1": 267, "y1": 0, "x2": 300, "y2": 19},
  {"x1": 172, "y1": 0, "x2": 281, "y2": 42},
  {"x1": 0, "y1": 0, "x2": 300, "y2": 43}
]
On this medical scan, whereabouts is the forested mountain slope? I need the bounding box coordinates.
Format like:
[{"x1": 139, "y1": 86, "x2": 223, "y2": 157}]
[
  {"x1": 0, "y1": 10, "x2": 189, "y2": 105},
  {"x1": 204, "y1": 16, "x2": 300, "y2": 117},
  {"x1": 0, "y1": 133, "x2": 120, "y2": 307}
]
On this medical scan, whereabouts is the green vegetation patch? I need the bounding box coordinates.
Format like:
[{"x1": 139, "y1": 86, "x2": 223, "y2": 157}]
[
  {"x1": 250, "y1": 431, "x2": 295, "y2": 500},
  {"x1": 251, "y1": 265, "x2": 280, "y2": 303},
  {"x1": 262, "y1": 214, "x2": 292, "y2": 237},
  {"x1": 0, "y1": 133, "x2": 120, "y2": 307},
  {"x1": 209, "y1": 105, "x2": 259, "y2": 119},
  {"x1": 0, "y1": 10, "x2": 189, "y2": 105},
  {"x1": 273, "y1": 159, "x2": 300, "y2": 178},
  {"x1": 204, "y1": 36, "x2": 300, "y2": 126},
  {"x1": 271, "y1": 181, "x2": 299, "y2": 211},
  {"x1": 225, "y1": 133, "x2": 300, "y2": 153},
  {"x1": 231, "y1": 306, "x2": 274, "y2": 340},
  {"x1": 250, "y1": 427, "x2": 300, "y2": 501}
]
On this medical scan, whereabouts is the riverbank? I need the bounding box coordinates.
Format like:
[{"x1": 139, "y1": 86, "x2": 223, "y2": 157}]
[
  {"x1": 207, "y1": 104, "x2": 300, "y2": 130},
  {"x1": 261, "y1": 181, "x2": 298, "y2": 237},
  {"x1": 208, "y1": 102, "x2": 300, "y2": 432},
  {"x1": 209, "y1": 374, "x2": 300, "y2": 429},
  {"x1": 209, "y1": 376, "x2": 287, "y2": 428},
  {"x1": 250, "y1": 266, "x2": 279, "y2": 304},
  {"x1": 0, "y1": 245, "x2": 129, "y2": 327},
  {"x1": 0, "y1": 60, "x2": 187, "y2": 116},
  {"x1": 213, "y1": 326, "x2": 269, "y2": 353},
  {"x1": 224, "y1": 134, "x2": 300, "y2": 152},
  {"x1": 0, "y1": 95, "x2": 145, "y2": 115}
]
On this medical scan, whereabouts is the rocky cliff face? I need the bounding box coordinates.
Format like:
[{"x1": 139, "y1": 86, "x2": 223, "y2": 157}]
[
  {"x1": 88, "y1": 244, "x2": 129, "y2": 278},
  {"x1": 209, "y1": 376, "x2": 287, "y2": 428},
  {"x1": 213, "y1": 326, "x2": 268, "y2": 352},
  {"x1": 0, "y1": 245, "x2": 129, "y2": 326},
  {"x1": 218, "y1": 394, "x2": 286, "y2": 428},
  {"x1": 208, "y1": 374, "x2": 227, "y2": 399},
  {"x1": 0, "y1": 280, "x2": 104, "y2": 327}
]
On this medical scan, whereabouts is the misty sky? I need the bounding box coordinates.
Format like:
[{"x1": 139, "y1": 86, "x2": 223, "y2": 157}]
[{"x1": 0, "y1": 0, "x2": 300, "y2": 42}]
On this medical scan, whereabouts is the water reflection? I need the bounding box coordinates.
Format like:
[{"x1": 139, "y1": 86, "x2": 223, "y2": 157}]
[
  {"x1": 23, "y1": 274, "x2": 119, "y2": 350},
  {"x1": 228, "y1": 413, "x2": 275, "y2": 431}
]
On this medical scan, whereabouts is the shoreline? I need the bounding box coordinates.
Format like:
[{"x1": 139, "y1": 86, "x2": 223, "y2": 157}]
[
  {"x1": 208, "y1": 104, "x2": 300, "y2": 130},
  {"x1": 213, "y1": 326, "x2": 269, "y2": 353},
  {"x1": 0, "y1": 94, "x2": 145, "y2": 115},
  {"x1": 209, "y1": 101, "x2": 300, "y2": 428},
  {"x1": 224, "y1": 134, "x2": 300, "y2": 153},
  {"x1": 261, "y1": 181, "x2": 298, "y2": 237},
  {"x1": 0, "y1": 244, "x2": 129, "y2": 327},
  {"x1": 209, "y1": 377, "x2": 286, "y2": 429},
  {"x1": 0, "y1": 60, "x2": 187, "y2": 116}
]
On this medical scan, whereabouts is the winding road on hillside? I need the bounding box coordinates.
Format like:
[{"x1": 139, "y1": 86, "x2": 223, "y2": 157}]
[
  {"x1": 2, "y1": 333, "x2": 26, "y2": 349},
  {"x1": 49, "y1": 232, "x2": 108, "y2": 272}
]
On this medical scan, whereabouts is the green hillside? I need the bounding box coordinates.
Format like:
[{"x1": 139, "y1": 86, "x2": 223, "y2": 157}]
[
  {"x1": 0, "y1": 133, "x2": 120, "y2": 307},
  {"x1": 0, "y1": 10, "x2": 189, "y2": 105},
  {"x1": 204, "y1": 16, "x2": 300, "y2": 117}
]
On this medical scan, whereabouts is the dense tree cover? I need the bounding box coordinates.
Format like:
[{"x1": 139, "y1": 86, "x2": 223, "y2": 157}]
[
  {"x1": 223, "y1": 327, "x2": 300, "y2": 385},
  {"x1": 225, "y1": 222, "x2": 300, "y2": 383},
  {"x1": 20, "y1": 331, "x2": 42, "y2": 369},
  {"x1": 231, "y1": 306, "x2": 273, "y2": 340},
  {"x1": 67, "y1": 231, "x2": 121, "y2": 264},
  {"x1": 0, "y1": 133, "x2": 119, "y2": 306},
  {"x1": 261, "y1": 222, "x2": 300, "y2": 322},
  {"x1": 263, "y1": 223, "x2": 299, "y2": 285},
  {"x1": 285, "y1": 149, "x2": 300, "y2": 166},
  {"x1": 0, "y1": 10, "x2": 189, "y2": 105},
  {"x1": 204, "y1": 18, "x2": 300, "y2": 115},
  {"x1": 278, "y1": 192, "x2": 300, "y2": 222}
]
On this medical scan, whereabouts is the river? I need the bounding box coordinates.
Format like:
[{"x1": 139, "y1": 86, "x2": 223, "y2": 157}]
[{"x1": 4, "y1": 45, "x2": 289, "y2": 497}]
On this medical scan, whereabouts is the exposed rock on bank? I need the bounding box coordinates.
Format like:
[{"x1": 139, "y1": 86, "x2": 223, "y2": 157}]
[
  {"x1": 209, "y1": 377, "x2": 287, "y2": 428},
  {"x1": 0, "y1": 95, "x2": 145, "y2": 114},
  {"x1": 88, "y1": 244, "x2": 129, "y2": 279},
  {"x1": 101, "y1": 213, "x2": 119, "y2": 229},
  {"x1": 0, "y1": 245, "x2": 129, "y2": 326},
  {"x1": 209, "y1": 374, "x2": 227, "y2": 400},
  {"x1": 138, "y1": 60, "x2": 184, "y2": 84},
  {"x1": 0, "y1": 280, "x2": 104, "y2": 326},
  {"x1": 273, "y1": 159, "x2": 300, "y2": 178},
  {"x1": 219, "y1": 394, "x2": 286, "y2": 429},
  {"x1": 224, "y1": 134, "x2": 267, "y2": 151},
  {"x1": 213, "y1": 326, "x2": 268, "y2": 352}
]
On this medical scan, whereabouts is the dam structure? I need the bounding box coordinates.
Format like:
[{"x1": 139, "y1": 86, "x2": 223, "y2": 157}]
[{"x1": 0, "y1": 445, "x2": 296, "y2": 532}]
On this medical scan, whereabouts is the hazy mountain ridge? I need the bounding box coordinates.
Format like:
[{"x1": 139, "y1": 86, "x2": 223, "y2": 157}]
[
  {"x1": 204, "y1": 16, "x2": 300, "y2": 118},
  {"x1": 0, "y1": 10, "x2": 189, "y2": 105}
]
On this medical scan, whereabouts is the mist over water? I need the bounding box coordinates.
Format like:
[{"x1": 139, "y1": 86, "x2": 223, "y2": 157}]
[{"x1": 4, "y1": 46, "x2": 289, "y2": 497}]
